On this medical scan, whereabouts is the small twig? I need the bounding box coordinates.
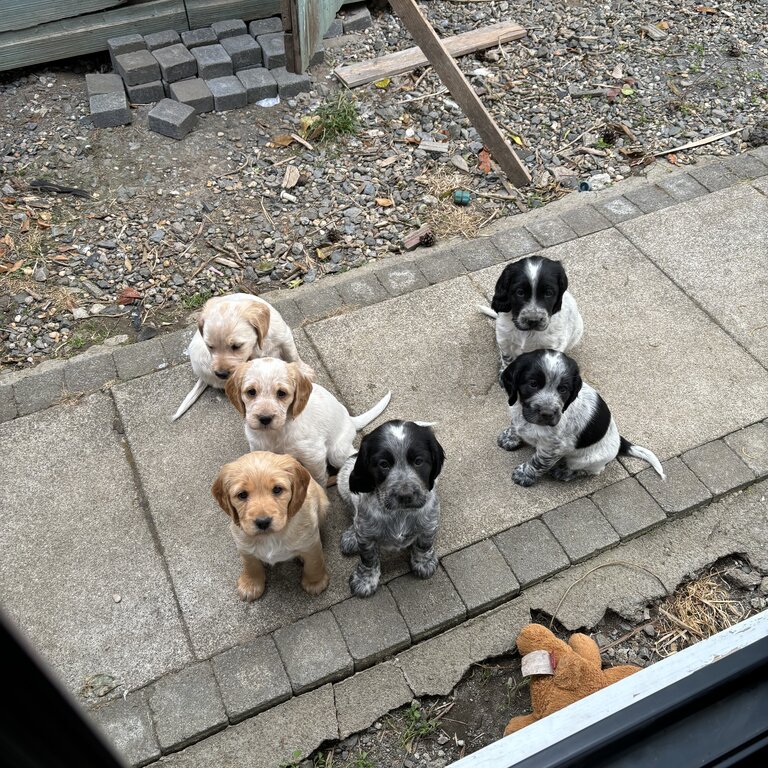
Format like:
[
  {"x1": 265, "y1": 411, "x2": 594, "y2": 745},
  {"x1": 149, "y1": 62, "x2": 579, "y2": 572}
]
[
  {"x1": 658, "y1": 606, "x2": 706, "y2": 638},
  {"x1": 653, "y1": 128, "x2": 741, "y2": 156},
  {"x1": 290, "y1": 133, "x2": 313, "y2": 150},
  {"x1": 214, "y1": 158, "x2": 251, "y2": 179},
  {"x1": 412, "y1": 66, "x2": 432, "y2": 89},
  {"x1": 398, "y1": 87, "x2": 448, "y2": 104}
]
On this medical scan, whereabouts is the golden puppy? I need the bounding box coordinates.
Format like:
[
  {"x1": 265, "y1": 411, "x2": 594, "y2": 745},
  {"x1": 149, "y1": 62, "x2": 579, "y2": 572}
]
[{"x1": 212, "y1": 451, "x2": 330, "y2": 601}]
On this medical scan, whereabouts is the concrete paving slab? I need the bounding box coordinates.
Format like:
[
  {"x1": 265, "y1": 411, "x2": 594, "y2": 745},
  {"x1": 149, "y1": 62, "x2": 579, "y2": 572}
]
[
  {"x1": 543, "y1": 498, "x2": 619, "y2": 563},
  {"x1": 590, "y1": 477, "x2": 666, "y2": 540},
  {"x1": 90, "y1": 692, "x2": 159, "y2": 767},
  {"x1": 494, "y1": 519, "x2": 570, "y2": 586},
  {"x1": 724, "y1": 422, "x2": 768, "y2": 477},
  {"x1": 111, "y1": 364, "x2": 356, "y2": 658},
  {"x1": 681, "y1": 440, "x2": 755, "y2": 496},
  {"x1": 620, "y1": 184, "x2": 768, "y2": 367},
  {"x1": 637, "y1": 457, "x2": 712, "y2": 516},
  {"x1": 470, "y1": 228, "x2": 768, "y2": 459},
  {"x1": 0, "y1": 393, "x2": 191, "y2": 694}
]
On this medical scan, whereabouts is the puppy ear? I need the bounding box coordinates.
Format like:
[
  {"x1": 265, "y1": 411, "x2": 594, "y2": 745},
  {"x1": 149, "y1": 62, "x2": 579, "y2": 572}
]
[
  {"x1": 563, "y1": 363, "x2": 582, "y2": 411},
  {"x1": 225, "y1": 363, "x2": 247, "y2": 417},
  {"x1": 287, "y1": 460, "x2": 311, "y2": 518},
  {"x1": 500, "y1": 358, "x2": 521, "y2": 405},
  {"x1": 490, "y1": 264, "x2": 516, "y2": 313},
  {"x1": 552, "y1": 261, "x2": 568, "y2": 314},
  {"x1": 212, "y1": 470, "x2": 239, "y2": 526},
  {"x1": 287, "y1": 362, "x2": 313, "y2": 418},
  {"x1": 197, "y1": 315, "x2": 205, "y2": 335},
  {"x1": 427, "y1": 433, "x2": 446, "y2": 490},
  {"x1": 348, "y1": 441, "x2": 375, "y2": 494},
  {"x1": 244, "y1": 302, "x2": 270, "y2": 350}
]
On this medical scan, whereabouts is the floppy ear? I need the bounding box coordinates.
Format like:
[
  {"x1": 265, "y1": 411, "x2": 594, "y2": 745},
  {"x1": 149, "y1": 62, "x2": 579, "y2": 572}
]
[
  {"x1": 552, "y1": 262, "x2": 568, "y2": 314},
  {"x1": 490, "y1": 264, "x2": 517, "y2": 313},
  {"x1": 287, "y1": 460, "x2": 311, "y2": 518},
  {"x1": 287, "y1": 362, "x2": 313, "y2": 418},
  {"x1": 427, "y1": 433, "x2": 446, "y2": 490},
  {"x1": 563, "y1": 366, "x2": 583, "y2": 411},
  {"x1": 244, "y1": 302, "x2": 270, "y2": 351},
  {"x1": 500, "y1": 358, "x2": 522, "y2": 405},
  {"x1": 212, "y1": 470, "x2": 239, "y2": 526},
  {"x1": 225, "y1": 364, "x2": 247, "y2": 417},
  {"x1": 348, "y1": 441, "x2": 375, "y2": 494},
  {"x1": 197, "y1": 314, "x2": 205, "y2": 335}
]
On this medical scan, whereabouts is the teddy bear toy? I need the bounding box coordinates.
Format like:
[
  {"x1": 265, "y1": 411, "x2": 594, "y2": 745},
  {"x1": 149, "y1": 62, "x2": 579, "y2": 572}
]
[{"x1": 504, "y1": 623, "x2": 641, "y2": 736}]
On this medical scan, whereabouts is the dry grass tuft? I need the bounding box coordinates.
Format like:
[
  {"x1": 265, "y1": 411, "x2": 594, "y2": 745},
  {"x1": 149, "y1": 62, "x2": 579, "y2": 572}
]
[{"x1": 425, "y1": 198, "x2": 488, "y2": 240}]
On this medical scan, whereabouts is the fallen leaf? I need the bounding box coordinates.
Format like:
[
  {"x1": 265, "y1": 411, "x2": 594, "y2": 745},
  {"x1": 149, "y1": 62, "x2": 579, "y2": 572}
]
[
  {"x1": 510, "y1": 134, "x2": 525, "y2": 146},
  {"x1": 0, "y1": 260, "x2": 23, "y2": 273},
  {"x1": 667, "y1": 153, "x2": 679, "y2": 165},
  {"x1": 606, "y1": 87, "x2": 620, "y2": 102},
  {"x1": 374, "y1": 77, "x2": 391, "y2": 89},
  {"x1": 376, "y1": 197, "x2": 394, "y2": 207},
  {"x1": 656, "y1": 20, "x2": 670, "y2": 30},
  {"x1": 288, "y1": 277, "x2": 302, "y2": 289},
  {"x1": 621, "y1": 85, "x2": 635, "y2": 96},
  {"x1": 611, "y1": 63, "x2": 624, "y2": 79},
  {"x1": 378, "y1": 156, "x2": 398, "y2": 168},
  {"x1": 478, "y1": 148, "x2": 492, "y2": 174},
  {"x1": 271, "y1": 134, "x2": 295, "y2": 147},
  {"x1": 19, "y1": 217, "x2": 29, "y2": 233},
  {"x1": 3, "y1": 233, "x2": 15, "y2": 248},
  {"x1": 316, "y1": 247, "x2": 330, "y2": 261},
  {"x1": 282, "y1": 165, "x2": 301, "y2": 189},
  {"x1": 117, "y1": 287, "x2": 142, "y2": 305},
  {"x1": 124, "y1": 255, "x2": 132, "y2": 271}
]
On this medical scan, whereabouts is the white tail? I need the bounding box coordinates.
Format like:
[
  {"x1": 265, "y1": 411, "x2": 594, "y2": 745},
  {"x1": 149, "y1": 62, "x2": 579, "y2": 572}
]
[
  {"x1": 626, "y1": 444, "x2": 666, "y2": 480},
  {"x1": 172, "y1": 379, "x2": 208, "y2": 421},
  {"x1": 477, "y1": 304, "x2": 498, "y2": 320},
  {"x1": 350, "y1": 391, "x2": 392, "y2": 430}
]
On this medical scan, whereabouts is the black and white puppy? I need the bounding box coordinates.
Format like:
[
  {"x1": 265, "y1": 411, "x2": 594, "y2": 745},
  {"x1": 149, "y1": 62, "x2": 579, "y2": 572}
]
[
  {"x1": 498, "y1": 350, "x2": 665, "y2": 486},
  {"x1": 338, "y1": 420, "x2": 446, "y2": 598},
  {"x1": 478, "y1": 256, "x2": 584, "y2": 376}
]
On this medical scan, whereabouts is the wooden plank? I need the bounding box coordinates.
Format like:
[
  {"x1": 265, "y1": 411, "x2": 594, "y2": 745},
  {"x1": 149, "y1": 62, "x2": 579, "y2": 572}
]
[
  {"x1": 0, "y1": 0, "x2": 127, "y2": 34},
  {"x1": 334, "y1": 19, "x2": 526, "y2": 88},
  {"x1": 284, "y1": 0, "x2": 343, "y2": 73},
  {"x1": 385, "y1": 0, "x2": 530, "y2": 188},
  {"x1": 185, "y1": 0, "x2": 281, "y2": 28},
  {"x1": 0, "y1": 0, "x2": 188, "y2": 72}
]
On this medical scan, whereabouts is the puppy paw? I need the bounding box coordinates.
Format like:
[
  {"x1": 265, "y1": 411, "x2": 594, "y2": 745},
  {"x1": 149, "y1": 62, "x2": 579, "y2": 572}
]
[
  {"x1": 498, "y1": 428, "x2": 523, "y2": 451},
  {"x1": 512, "y1": 463, "x2": 537, "y2": 487},
  {"x1": 411, "y1": 549, "x2": 438, "y2": 580},
  {"x1": 549, "y1": 463, "x2": 576, "y2": 482},
  {"x1": 340, "y1": 528, "x2": 360, "y2": 556},
  {"x1": 302, "y1": 570, "x2": 330, "y2": 596},
  {"x1": 236, "y1": 573, "x2": 265, "y2": 602},
  {"x1": 349, "y1": 563, "x2": 380, "y2": 598}
]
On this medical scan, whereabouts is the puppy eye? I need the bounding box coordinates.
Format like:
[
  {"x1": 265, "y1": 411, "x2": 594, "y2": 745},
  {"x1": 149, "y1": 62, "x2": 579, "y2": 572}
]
[
  {"x1": 528, "y1": 379, "x2": 539, "y2": 388},
  {"x1": 515, "y1": 288, "x2": 526, "y2": 298},
  {"x1": 236, "y1": 490, "x2": 248, "y2": 500},
  {"x1": 378, "y1": 460, "x2": 390, "y2": 470},
  {"x1": 231, "y1": 343, "x2": 242, "y2": 351},
  {"x1": 544, "y1": 288, "x2": 555, "y2": 298},
  {"x1": 276, "y1": 390, "x2": 287, "y2": 399},
  {"x1": 246, "y1": 388, "x2": 256, "y2": 397},
  {"x1": 413, "y1": 456, "x2": 424, "y2": 466},
  {"x1": 272, "y1": 486, "x2": 283, "y2": 495},
  {"x1": 557, "y1": 385, "x2": 569, "y2": 395}
]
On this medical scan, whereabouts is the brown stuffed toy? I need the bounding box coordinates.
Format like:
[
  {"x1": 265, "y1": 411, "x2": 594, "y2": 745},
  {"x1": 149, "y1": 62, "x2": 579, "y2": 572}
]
[{"x1": 504, "y1": 623, "x2": 641, "y2": 736}]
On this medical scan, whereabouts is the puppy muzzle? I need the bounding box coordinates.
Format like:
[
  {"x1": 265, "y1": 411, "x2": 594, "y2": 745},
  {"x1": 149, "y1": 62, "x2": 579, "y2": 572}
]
[
  {"x1": 385, "y1": 487, "x2": 428, "y2": 509},
  {"x1": 522, "y1": 405, "x2": 562, "y2": 426},
  {"x1": 515, "y1": 311, "x2": 550, "y2": 332}
]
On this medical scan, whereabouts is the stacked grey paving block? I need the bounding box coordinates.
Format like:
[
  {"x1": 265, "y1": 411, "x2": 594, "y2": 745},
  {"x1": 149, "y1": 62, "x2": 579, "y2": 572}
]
[
  {"x1": 248, "y1": 17, "x2": 283, "y2": 37},
  {"x1": 113, "y1": 336, "x2": 167, "y2": 380},
  {"x1": 144, "y1": 29, "x2": 181, "y2": 51},
  {"x1": 335, "y1": 272, "x2": 389, "y2": 306},
  {"x1": 273, "y1": 611, "x2": 353, "y2": 693},
  {"x1": 89, "y1": 91, "x2": 131, "y2": 127},
  {"x1": 107, "y1": 33, "x2": 145, "y2": 67},
  {"x1": 212, "y1": 635, "x2": 292, "y2": 722},
  {"x1": 272, "y1": 66, "x2": 311, "y2": 96},
  {"x1": 0, "y1": 376, "x2": 17, "y2": 421},
  {"x1": 152, "y1": 44, "x2": 197, "y2": 82},
  {"x1": 181, "y1": 27, "x2": 218, "y2": 49},
  {"x1": 637, "y1": 457, "x2": 711, "y2": 516},
  {"x1": 622, "y1": 183, "x2": 676, "y2": 213},
  {"x1": 324, "y1": 18, "x2": 344, "y2": 38},
  {"x1": 85, "y1": 73, "x2": 124, "y2": 96},
  {"x1": 160, "y1": 326, "x2": 195, "y2": 365},
  {"x1": 65, "y1": 345, "x2": 116, "y2": 392},
  {"x1": 687, "y1": 161, "x2": 741, "y2": 192},
  {"x1": 221, "y1": 34, "x2": 262, "y2": 70},
  {"x1": 681, "y1": 440, "x2": 755, "y2": 496},
  {"x1": 724, "y1": 423, "x2": 768, "y2": 476},
  {"x1": 454, "y1": 237, "x2": 505, "y2": 271},
  {"x1": 258, "y1": 33, "x2": 286, "y2": 69},
  {"x1": 294, "y1": 284, "x2": 343, "y2": 322},
  {"x1": 722, "y1": 152, "x2": 768, "y2": 179},
  {"x1": 168, "y1": 78, "x2": 214, "y2": 113},
  {"x1": 343, "y1": 4, "x2": 373, "y2": 32},
  {"x1": 559, "y1": 204, "x2": 612, "y2": 236},
  {"x1": 90, "y1": 693, "x2": 159, "y2": 767},
  {"x1": 211, "y1": 18, "x2": 247, "y2": 40},
  {"x1": 147, "y1": 662, "x2": 227, "y2": 751},
  {"x1": 192, "y1": 44, "x2": 233, "y2": 79},
  {"x1": 591, "y1": 477, "x2": 666, "y2": 540},
  {"x1": 490, "y1": 226, "x2": 540, "y2": 260},
  {"x1": 10, "y1": 359, "x2": 65, "y2": 416},
  {"x1": 115, "y1": 49, "x2": 160, "y2": 86},
  {"x1": 526, "y1": 217, "x2": 577, "y2": 247},
  {"x1": 593, "y1": 195, "x2": 643, "y2": 224},
  {"x1": 543, "y1": 498, "x2": 619, "y2": 563},
  {"x1": 377, "y1": 261, "x2": 428, "y2": 296},
  {"x1": 236, "y1": 67, "x2": 277, "y2": 103},
  {"x1": 418, "y1": 247, "x2": 467, "y2": 285},
  {"x1": 127, "y1": 81, "x2": 164, "y2": 105},
  {"x1": 148, "y1": 99, "x2": 197, "y2": 140},
  {"x1": 494, "y1": 518, "x2": 570, "y2": 586},
  {"x1": 264, "y1": 293, "x2": 302, "y2": 329},
  {"x1": 208, "y1": 76, "x2": 247, "y2": 111},
  {"x1": 655, "y1": 172, "x2": 709, "y2": 201}
]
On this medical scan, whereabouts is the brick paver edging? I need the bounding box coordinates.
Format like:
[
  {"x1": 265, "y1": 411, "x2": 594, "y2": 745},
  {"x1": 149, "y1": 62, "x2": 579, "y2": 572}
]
[
  {"x1": 1, "y1": 147, "x2": 766, "y2": 424},
  {"x1": 89, "y1": 419, "x2": 768, "y2": 765}
]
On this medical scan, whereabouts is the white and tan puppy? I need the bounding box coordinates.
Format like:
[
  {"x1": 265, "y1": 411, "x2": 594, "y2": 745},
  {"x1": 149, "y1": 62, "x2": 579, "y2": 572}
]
[
  {"x1": 173, "y1": 293, "x2": 302, "y2": 421},
  {"x1": 226, "y1": 357, "x2": 391, "y2": 486}
]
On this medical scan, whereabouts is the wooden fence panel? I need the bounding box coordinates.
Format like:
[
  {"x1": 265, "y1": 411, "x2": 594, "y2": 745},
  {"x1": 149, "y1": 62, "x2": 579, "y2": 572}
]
[{"x1": 0, "y1": 0, "x2": 128, "y2": 34}]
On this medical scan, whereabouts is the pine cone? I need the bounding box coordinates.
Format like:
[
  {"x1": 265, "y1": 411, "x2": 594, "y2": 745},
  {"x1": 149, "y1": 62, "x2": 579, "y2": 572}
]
[{"x1": 419, "y1": 231, "x2": 435, "y2": 247}]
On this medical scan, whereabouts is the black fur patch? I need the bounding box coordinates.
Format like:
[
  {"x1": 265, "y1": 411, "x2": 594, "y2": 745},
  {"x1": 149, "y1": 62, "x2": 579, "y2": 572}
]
[
  {"x1": 490, "y1": 256, "x2": 568, "y2": 317},
  {"x1": 576, "y1": 394, "x2": 612, "y2": 448}
]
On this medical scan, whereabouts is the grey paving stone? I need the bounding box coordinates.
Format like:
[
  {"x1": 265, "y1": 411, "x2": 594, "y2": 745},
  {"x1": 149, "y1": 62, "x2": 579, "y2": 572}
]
[
  {"x1": 655, "y1": 172, "x2": 709, "y2": 201},
  {"x1": 417, "y1": 247, "x2": 467, "y2": 284},
  {"x1": 207, "y1": 76, "x2": 247, "y2": 111},
  {"x1": 90, "y1": 692, "x2": 159, "y2": 767},
  {"x1": 107, "y1": 34, "x2": 145, "y2": 58},
  {"x1": 724, "y1": 423, "x2": 768, "y2": 477},
  {"x1": 265, "y1": 294, "x2": 303, "y2": 329},
  {"x1": 343, "y1": 4, "x2": 372, "y2": 32},
  {"x1": 152, "y1": 43, "x2": 197, "y2": 83},
  {"x1": 593, "y1": 195, "x2": 643, "y2": 223},
  {"x1": 160, "y1": 327, "x2": 195, "y2": 366},
  {"x1": 236, "y1": 67, "x2": 276, "y2": 103},
  {"x1": 377, "y1": 261, "x2": 428, "y2": 296},
  {"x1": 181, "y1": 27, "x2": 217, "y2": 49},
  {"x1": 722, "y1": 152, "x2": 768, "y2": 179},
  {"x1": 335, "y1": 663, "x2": 412, "y2": 739},
  {"x1": 543, "y1": 498, "x2": 619, "y2": 563},
  {"x1": 687, "y1": 161, "x2": 741, "y2": 192},
  {"x1": 336, "y1": 272, "x2": 389, "y2": 307},
  {"x1": 65, "y1": 346, "x2": 116, "y2": 392},
  {"x1": 749, "y1": 145, "x2": 768, "y2": 163},
  {"x1": 212, "y1": 18, "x2": 247, "y2": 40},
  {"x1": 442, "y1": 539, "x2": 519, "y2": 616},
  {"x1": 168, "y1": 78, "x2": 214, "y2": 114},
  {"x1": 211, "y1": 635, "x2": 291, "y2": 722},
  {"x1": 559, "y1": 204, "x2": 612, "y2": 235},
  {"x1": 257, "y1": 32, "x2": 286, "y2": 69},
  {"x1": 273, "y1": 611, "x2": 353, "y2": 693},
  {"x1": 144, "y1": 29, "x2": 181, "y2": 51},
  {"x1": 591, "y1": 477, "x2": 666, "y2": 540},
  {"x1": 525, "y1": 216, "x2": 577, "y2": 247},
  {"x1": 272, "y1": 66, "x2": 310, "y2": 97},
  {"x1": 89, "y1": 91, "x2": 132, "y2": 128},
  {"x1": 249, "y1": 17, "x2": 283, "y2": 37},
  {"x1": 295, "y1": 285, "x2": 344, "y2": 321},
  {"x1": 310, "y1": 45, "x2": 325, "y2": 67},
  {"x1": 681, "y1": 440, "x2": 755, "y2": 496},
  {"x1": 220, "y1": 34, "x2": 262, "y2": 70},
  {"x1": 85, "y1": 72, "x2": 124, "y2": 96},
  {"x1": 622, "y1": 184, "x2": 676, "y2": 213},
  {"x1": 637, "y1": 457, "x2": 712, "y2": 516},
  {"x1": 126, "y1": 80, "x2": 164, "y2": 105},
  {"x1": 113, "y1": 337, "x2": 167, "y2": 380},
  {"x1": 148, "y1": 98, "x2": 197, "y2": 140},
  {"x1": 331, "y1": 586, "x2": 411, "y2": 669},
  {"x1": 324, "y1": 18, "x2": 344, "y2": 38},
  {"x1": 453, "y1": 237, "x2": 506, "y2": 271},
  {"x1": 489, "y1": 226, "x2": 541, "y2": 260},
  {"x1": 115, "y1": 49, "x2": 160, "y2": 87},
  {"x1": 148, "y1": 662, "x2": 227, "y2": 751},
  {"x1": 191, "y1": 44, "x2": 232, "y2": 79},
  {"x1": 0, "y1": 377, "x2": 17, "y2": 422},
  {"x1": 494, "y1": 518, "x2": 570, "y2": 586},
  {"x1": 11, "y1": 359, "x2": 65, "y2": 415},
  {"x1": 388, "y1": 566, "x2": 466, "y2": 642}
]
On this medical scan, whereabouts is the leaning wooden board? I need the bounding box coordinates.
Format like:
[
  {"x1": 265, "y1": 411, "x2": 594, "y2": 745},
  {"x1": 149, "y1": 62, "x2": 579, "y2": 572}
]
[
  {"x1": 185, "y1": 0, "x2": 280, "y2": 29},
  {"x1": 334, "y1": 19, "x2": 526, "y2": 88},
  {"x1": 0, "y1": 0, "x2": 127, "y2": 35}
]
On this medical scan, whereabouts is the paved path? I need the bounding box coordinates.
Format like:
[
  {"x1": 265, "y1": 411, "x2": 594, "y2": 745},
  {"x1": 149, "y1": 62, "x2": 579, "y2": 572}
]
[{"x1": 1, "y1": 150, "x2": 767, "y2": 767}]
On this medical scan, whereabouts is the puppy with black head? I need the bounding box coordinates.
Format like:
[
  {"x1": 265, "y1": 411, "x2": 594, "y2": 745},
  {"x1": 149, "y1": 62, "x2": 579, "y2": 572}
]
[
  {"x1": 478, "y1": 256, "x2": 583, "y2": 378},
  {"x1": 498, "y1": 350, "x2": 665, "y2": 487},
  {"x1": 337, "y1": 420, "x2": 446, "y2": 598}
]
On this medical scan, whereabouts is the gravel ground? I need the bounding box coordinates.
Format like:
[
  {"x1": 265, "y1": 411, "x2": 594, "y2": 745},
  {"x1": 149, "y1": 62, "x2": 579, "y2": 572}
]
[
  {"x1": 305, "y1": 555, "x2": 767, "y2": 768},
  {"x1": 1, "y1": 1, "x2": 766, "y2": 370}
]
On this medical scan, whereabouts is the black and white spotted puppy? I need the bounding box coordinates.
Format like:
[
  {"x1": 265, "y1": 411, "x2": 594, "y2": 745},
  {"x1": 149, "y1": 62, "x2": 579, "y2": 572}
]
[
  {"x1": 498, "y1": 350, "x2": 666, "y2": 487},
  {"x1": 478, "y1": 256, "x2": 583, "y2": 377},
  {"x1": 338, "y1": 420, "x2": 446, "y2": 598}
]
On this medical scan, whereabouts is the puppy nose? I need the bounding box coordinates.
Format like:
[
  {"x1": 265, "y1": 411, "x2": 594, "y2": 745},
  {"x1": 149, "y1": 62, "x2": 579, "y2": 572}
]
[
  {"x1": 215, "y1": 370, "x2": 229, "y2": 380},
  {"x1": 254, "y1": 516, "x2": 272, "y2": 531},
  {"x1": 258, "y1": 415, "x2": 273, "y2": 426},
  {"x1": 539, "y1": 408, "x2": 559, "y2": 424},
  {"x1": 396, "y1": 493, "x2": 415, "y2": 505}
]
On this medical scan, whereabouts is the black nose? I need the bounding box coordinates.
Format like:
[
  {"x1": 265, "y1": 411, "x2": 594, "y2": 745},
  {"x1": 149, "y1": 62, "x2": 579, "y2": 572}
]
[
  {"x1": 396, "y1": 492, "x2": 415, "y2": 506},
  {"x1": 215, "y1": 370, "x2": 229, "y2": 380},
  {"x1": 258, "y1": 415, "x2": 273, "y2": 426},
  {"x1": 254, "y1": 516, "x2": 272, "y2": 530},
  {"x1": 539, "y1": 409, "x2": 559, "y2": 424}
]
